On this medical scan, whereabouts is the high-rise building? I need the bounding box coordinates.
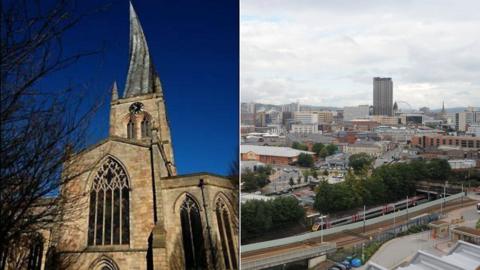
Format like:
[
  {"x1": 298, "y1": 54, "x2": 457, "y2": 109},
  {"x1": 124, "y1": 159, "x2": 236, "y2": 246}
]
[{"x1": 373, "y1": 77, "x2": 393, "y2": 116}]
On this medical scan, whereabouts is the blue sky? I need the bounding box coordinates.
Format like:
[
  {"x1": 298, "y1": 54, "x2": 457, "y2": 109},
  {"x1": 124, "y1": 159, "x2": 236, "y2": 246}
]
[{"x1": 44, "y1": 0, "x2": 238, "y2": 175}]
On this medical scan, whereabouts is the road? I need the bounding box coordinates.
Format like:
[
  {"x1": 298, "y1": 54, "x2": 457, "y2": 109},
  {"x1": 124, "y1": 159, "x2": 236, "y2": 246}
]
[{"x1": 374, "y1": 143, "x2": 405, "y2": 168}]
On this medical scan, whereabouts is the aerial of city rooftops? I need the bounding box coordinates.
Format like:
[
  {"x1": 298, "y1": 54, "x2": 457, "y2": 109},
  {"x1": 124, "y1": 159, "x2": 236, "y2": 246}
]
[{"x1": 240, "y1": 99, "x2": 480, "y2": 267}]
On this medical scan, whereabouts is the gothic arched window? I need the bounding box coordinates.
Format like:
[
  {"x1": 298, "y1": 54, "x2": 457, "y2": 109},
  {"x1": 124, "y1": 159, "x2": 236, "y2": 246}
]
[
  {"x1": 127, "y1": 119, "x2": 135, "y2": 139},
  {"x1": 141, "y1": 118, "x2": 151, "y2": 138},
  {"x1": 180, "y1": 196, "x2": 207, "y2": 269},
  {"x1": 88, "y1": 157, "x2": 130, "y2": 246},
  {"x1": 215, "y1": 197, "x2": 237, "y2": 269}
]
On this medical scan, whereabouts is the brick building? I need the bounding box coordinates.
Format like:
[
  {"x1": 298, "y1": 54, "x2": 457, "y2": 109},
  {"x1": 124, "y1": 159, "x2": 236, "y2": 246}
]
[
  {"x1": 241, "y1": 145, "x2": 315, "y2": 165},
  {"x1": 411, "y1": 134, "x2": 480, "y2": 150}
]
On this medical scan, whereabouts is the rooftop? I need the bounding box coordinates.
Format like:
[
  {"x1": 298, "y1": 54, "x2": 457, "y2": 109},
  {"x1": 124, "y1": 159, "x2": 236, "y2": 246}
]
[
  {"x1": 393, "y1": 241, "x2": 480, "y2": 270},
  {"x1": 241, "y1": 145, "x2": 314, "y2": 157}
]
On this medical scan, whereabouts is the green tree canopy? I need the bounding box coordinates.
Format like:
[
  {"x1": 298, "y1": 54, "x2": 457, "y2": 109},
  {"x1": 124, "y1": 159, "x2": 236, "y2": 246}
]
[
  {"x1": 241, "y1": 196, "x2": 305, "y2": 241},
  {"x1": 292, "y1": 141, "x2": 308, "y2": 151},
  {"x1": 297, "y1": 153, "x2": 314, "y2": 167},
  {"x1": 314, "y1": 158, "x2": 451, "y2": 213},
  {"x1": 312, "y1": 143, "x2": 325, "y2": 155},
  {"x1": 319, "y1": 147, "x2": 329, "y2": 158},
  {"x1": 326, "y1": 144, "x2": 338, "y2": 155},
  {"x1": 349, "y1": 153, "x2": 375, "y2": 174},
  {"x1": 241, "y1": 166, "x2": 272, "y2": 192},
  {"x1": 314, "y1": 181, "x2": 357, "y2": 213}
]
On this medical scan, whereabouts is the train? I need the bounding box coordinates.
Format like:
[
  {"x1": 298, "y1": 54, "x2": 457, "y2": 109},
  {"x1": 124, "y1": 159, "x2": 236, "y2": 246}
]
[{"x1": 312, "y1": 195, "x2": 428, "y2": 231}]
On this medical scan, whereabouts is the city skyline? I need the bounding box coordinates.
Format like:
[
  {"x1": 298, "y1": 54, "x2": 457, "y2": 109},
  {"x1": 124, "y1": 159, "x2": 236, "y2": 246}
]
[{"x1": 241, "y1": 0, "x2": 480, "y2": 109}]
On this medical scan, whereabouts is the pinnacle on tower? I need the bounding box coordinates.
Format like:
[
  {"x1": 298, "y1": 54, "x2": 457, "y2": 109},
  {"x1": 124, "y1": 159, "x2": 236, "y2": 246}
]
[
  {"x1": 124, "y1": 1, "x2": 163, "y2": 98},
  {"x1": 111, "y1": 81, "x2": 118, "y2": 101}
]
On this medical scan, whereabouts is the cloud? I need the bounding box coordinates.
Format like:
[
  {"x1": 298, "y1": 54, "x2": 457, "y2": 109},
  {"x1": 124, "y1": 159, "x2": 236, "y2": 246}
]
[{"x1": 241, "y1": 0, "x2": 480, "y2": 109}]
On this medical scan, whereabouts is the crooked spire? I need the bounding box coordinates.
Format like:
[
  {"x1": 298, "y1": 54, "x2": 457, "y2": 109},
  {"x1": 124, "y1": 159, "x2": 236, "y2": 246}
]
[{"x1": 124, "y1": 2, "x2": 163, "y2": 98}]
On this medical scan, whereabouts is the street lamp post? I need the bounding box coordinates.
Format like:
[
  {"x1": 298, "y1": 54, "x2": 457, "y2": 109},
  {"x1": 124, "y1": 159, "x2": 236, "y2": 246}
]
[
  {"x1": 363, "y1": 205, "x2": 366, "y2": 233},
  {"x1": 393, "y1": 204, "x2": 396, "y2": 236},
  {"x1": 198, "y1": 179, "x2": 217, "y2": 270},
  {"x1": 406, "y1": 196, "x2": 409, "y2": 222},
  {"x1": 320, "y1": 215, "x2": 325, "y2": 243},
  {"x1": 442, "y1": 181, "x2": 447, "y2": 216}
]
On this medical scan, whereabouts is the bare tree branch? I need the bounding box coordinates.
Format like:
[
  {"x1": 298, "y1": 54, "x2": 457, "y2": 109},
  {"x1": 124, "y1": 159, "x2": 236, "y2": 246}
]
[{"x1": 0, "y1": 0, "x2": 110, "y2": 264}]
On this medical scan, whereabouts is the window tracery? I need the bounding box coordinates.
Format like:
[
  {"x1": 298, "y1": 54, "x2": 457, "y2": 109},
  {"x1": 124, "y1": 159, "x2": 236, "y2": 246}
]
[
  {"x1": 88, "y1": 157, "x2": 129, "y2": 246},
  {"x1": 215, "y1": 197, "x2": 237, "y2": 269},
  {"x1": 180, "y1": 195, "x2": 207, "y2": 269}
]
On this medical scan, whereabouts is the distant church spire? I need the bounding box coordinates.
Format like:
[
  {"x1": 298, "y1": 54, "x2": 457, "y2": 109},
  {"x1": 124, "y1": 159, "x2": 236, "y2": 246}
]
[{"x1": 124, "y1": 1, "x2": 162, "y2": 98}]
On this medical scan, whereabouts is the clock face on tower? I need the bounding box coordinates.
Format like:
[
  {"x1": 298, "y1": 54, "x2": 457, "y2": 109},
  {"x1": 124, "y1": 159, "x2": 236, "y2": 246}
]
[{"x1": 129, "y1": 102, "x2": 144, "y2": 114}]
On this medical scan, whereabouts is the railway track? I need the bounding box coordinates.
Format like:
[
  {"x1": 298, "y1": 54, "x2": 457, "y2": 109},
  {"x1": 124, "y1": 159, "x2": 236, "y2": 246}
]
[{"x1": 241, "y1": 198, "x2": 477, "y2": 263}]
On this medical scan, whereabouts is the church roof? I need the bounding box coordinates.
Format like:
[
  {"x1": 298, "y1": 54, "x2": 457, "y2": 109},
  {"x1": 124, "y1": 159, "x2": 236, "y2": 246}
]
[{"x1": 124, "y1": 2, "x2": 163, "y2": 98}]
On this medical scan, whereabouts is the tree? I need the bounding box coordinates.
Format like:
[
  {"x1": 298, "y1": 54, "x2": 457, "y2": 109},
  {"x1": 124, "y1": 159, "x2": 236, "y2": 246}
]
[
  {"x1": 314, "y1": 180, "x2": 334, "y2": 213},
  {"x1": 242, "y1": 170, "x2": 258, "y2": 191},
  {"x1": 312, "y1": 143, "x2": 324, "y2": 155},
  {"x1": 297, "y1": 153, "x2": 314, "y2": 167},
  {"x1": 323, "y1": 169, "x2": 329, "y2": 176},
  {"x1": 269, "y1": 197, "x2": 305, "y2": 226},
  {"x1": 326, "y1": 144, "x2": 338, "y2": 156},
  {"x1": 0, "y1": 0, "x2": 104, "y2": 259},
  {"x1": 427, "y1": 159, "x2": 451, "y2": 181},
  {"x1": 319, "y1": 147, "x2": 329, "y2": 158},
  {"x1": 292, "y1": 141, "x2": 308, "y2": 151},
  {"x1": 364, "y1": 175, "x2": 387, "y2": 205},
  {"x1": 241, "y1": 167, "x2": 271, "y2": 192},
  {"x1": 289, "y1": 177, "x2": 295, "y2": 186},
  {"x1": 349, "y1": 153, "x2": 374, "y2": 174},
  {"x1": 241, "y1": 197, "x2": 305, "y2": 241}
]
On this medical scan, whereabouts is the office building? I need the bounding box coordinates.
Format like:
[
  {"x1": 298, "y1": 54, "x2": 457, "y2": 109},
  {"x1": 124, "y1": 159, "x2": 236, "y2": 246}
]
[{"x1": 373, "y1": 77, "x2": 393, "y2": 116}]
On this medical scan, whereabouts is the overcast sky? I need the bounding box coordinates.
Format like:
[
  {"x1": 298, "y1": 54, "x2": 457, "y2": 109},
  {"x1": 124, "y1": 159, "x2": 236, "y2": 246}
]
[{"x1": 241, "y1": 0, "x2": 480, "y2": 110}]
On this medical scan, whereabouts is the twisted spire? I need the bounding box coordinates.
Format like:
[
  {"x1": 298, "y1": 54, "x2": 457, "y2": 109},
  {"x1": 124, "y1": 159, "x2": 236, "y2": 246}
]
[{"x1": 124, "y1": 2, "x2": 162, "y2": 98}]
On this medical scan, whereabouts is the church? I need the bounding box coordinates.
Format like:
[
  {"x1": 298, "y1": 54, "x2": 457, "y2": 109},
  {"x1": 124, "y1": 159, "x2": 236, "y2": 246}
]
[{"x1": 42, "y1": 3, "x2": 238, "y2": 270}]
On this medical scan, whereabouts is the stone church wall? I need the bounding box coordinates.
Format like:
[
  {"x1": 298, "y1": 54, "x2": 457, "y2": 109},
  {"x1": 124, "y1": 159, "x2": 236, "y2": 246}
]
[
  {"x1": 160, "y1": 174, "x2": 237, "y2": 269},
  {"x1": 55, "y1": 139, "x2": 156, "y2": 269}
]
